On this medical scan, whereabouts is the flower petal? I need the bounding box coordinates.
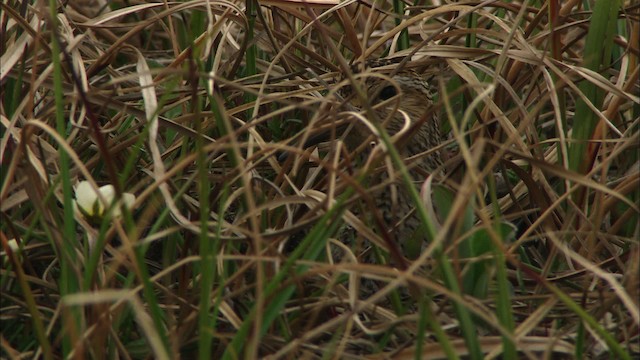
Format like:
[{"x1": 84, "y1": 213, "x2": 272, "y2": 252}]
[
  {"x1": 112, "y1": 192, "x2": 136, "y2": 217},
  {"x1": 98, "y1": 185, "x2": 116, "y2": 202},
  {"x1": 75, "y1": 181, "x2": 99, "y2": 215},
  {"x1": 97, "y1": 184, "x2": 117, "y2": 215},
  {"x1": 122, "y1": 192, "x2": 136, "y2": 209}
]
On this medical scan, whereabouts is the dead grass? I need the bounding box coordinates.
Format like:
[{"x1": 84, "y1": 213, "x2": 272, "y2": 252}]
[{"x1": 1, "y1": 0, "x2": 638, "y2": 359}]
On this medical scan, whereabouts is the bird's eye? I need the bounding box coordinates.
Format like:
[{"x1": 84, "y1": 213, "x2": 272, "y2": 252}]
[{"x1": 378, "y1": 85, "x2": 397, "y2": 100}]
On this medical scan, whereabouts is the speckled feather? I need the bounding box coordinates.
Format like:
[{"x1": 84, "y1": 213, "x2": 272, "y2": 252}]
[{"x1": 342, "y1": 68, "x2": 442, "y2": 252}]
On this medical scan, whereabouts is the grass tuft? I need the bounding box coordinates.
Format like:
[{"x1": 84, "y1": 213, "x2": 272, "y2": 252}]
[{"x1": 1, "y1": 0, "x2": 638, "y2": 358}]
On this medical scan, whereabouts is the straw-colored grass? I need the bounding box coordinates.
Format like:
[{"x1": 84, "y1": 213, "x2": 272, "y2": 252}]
[{"x1": 1, "y1": 0, "x2": 638, "y2": 359}]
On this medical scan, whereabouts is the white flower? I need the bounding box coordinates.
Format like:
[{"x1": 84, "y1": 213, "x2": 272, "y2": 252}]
[
  {"x1": 74, "y1": 181, "x2": 135, "y2": 223},
  {"x1": 6, "y1": 239, "x2": 19, "y2": 253},
  {"x1": 2, "y1": 239, "x2": 20, "y2": 265}
]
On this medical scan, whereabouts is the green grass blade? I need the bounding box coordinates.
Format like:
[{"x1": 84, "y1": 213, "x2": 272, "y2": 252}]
[
  {"x1": 47, "y1": 2, "x2": 81, "y2": 356},
  {"x1": 568, "y1": 0, "x2": 622, "y2": 173}
]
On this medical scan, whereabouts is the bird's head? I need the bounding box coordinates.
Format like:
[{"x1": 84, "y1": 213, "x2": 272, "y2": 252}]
[{"x1": 340, "y1": 71, "x2": 441, "y2": 168}]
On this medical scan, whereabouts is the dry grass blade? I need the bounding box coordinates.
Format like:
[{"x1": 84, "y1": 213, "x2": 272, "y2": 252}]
[{"x1": 1, "y1": 0, "x2": 638, "y2": 358}]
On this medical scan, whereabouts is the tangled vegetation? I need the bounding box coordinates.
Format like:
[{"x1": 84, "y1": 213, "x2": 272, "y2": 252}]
[{"x1": 1, "y1": 0, "x2": 638, "y2": 358}]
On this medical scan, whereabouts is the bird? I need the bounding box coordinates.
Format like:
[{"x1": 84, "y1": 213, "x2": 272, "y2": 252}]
[{"x1": 334, "y1": 62, "x2": 444, "y2": 261}]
